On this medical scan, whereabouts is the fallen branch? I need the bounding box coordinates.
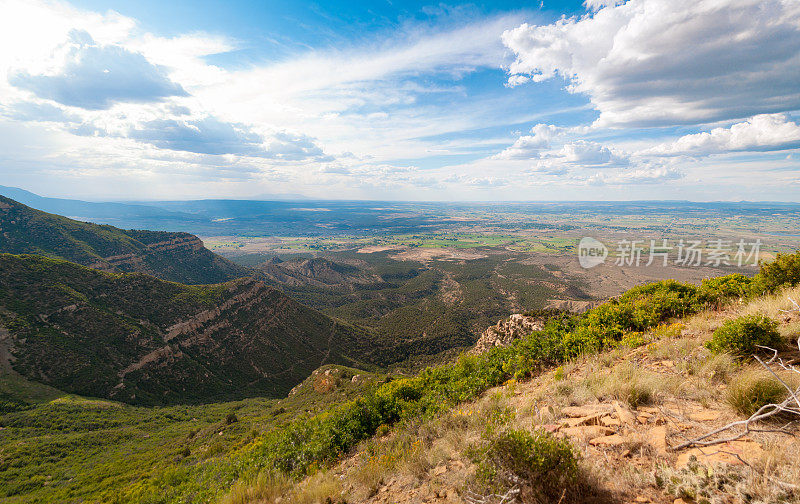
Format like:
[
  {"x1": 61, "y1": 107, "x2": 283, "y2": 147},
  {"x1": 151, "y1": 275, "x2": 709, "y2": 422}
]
[
  {"x1": 675, "y1": 298, "x2": 800, "y2": 450},
  {"x1": 464, "y1": 487, "x2": 520, "y2": 504}
]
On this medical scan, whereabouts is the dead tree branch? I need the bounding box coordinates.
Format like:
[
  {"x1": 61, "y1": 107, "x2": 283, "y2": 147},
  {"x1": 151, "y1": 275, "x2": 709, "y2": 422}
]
[
  {"x1": 674, "y1": 297, "x2": 800, "y2": 450},
  {"x1": 464, "y1": 487, "x2": 520, "y2": 504}
]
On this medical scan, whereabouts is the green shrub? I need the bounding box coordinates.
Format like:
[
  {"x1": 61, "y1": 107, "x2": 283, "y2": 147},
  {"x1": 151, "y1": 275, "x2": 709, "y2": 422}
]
[
  {"x1": 473, "y1": 429, "x2": 579, "y2": 502},
  {"x1": 755, "y1": 251, "x2": 800, "y2": 293},
  {"x1": 698, "y1": 274, "x2": 752, "y2": 306},
  {"x1": 705, "y1": 315, "x2": 782, "y2": 357},
  {"x1": 726, "y1": 370, "x2": 787, "y2": 416}
]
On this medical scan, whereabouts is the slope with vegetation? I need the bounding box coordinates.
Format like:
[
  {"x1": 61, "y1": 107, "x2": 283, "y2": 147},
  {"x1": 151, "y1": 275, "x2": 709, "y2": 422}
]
[
  {"x1": 218, "y1": 253, "x2": 800, "y2": 504},
  {"x1": 0, "y1": 365, "x2": 385, "y2": 503},
  {"x1": 251, "y1": 250, "x2": 574, "y2": 369},
  {"x1": 0, "y1": 195, "x2": 246, "y2": 284},
  {"x1": 2, "y1": 252, "x2": 799, "y2": 503},
  {"x1": 0, "y1": 254, "x2": 375, "y2": 405}
]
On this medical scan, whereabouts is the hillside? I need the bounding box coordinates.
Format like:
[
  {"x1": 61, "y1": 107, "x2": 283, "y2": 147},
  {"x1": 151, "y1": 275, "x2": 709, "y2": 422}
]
[
  {"x1": 0, "y1": 195, "x2": 246, "y2": 284},
  {"x1": 246, "y1": 250, "x2": 577, "y2": 370},
  {"x1": 0, "y1": 254, "x2": 375, "y2": 405},
  {"x1": 257, "y1": 257, "x2": 382, "y2": 287},
  {"x1": 2, "y1": 255, "x2": 799, "y2": 503},
  {"x1": 275, "y1": 291, "x2": 800, "y2": 504}
]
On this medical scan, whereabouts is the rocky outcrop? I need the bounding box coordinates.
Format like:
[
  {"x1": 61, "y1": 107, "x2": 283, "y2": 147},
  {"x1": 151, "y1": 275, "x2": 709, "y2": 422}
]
[
  {"x1": 473, "y1": 313, "x2": 543, "y2": 353},
  {"x1": 143, "y1": 235, "x2": 205, "y2": 253}
]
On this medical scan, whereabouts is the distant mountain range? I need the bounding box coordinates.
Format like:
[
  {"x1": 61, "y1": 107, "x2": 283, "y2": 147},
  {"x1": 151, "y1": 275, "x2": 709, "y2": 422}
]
[
  {"x1": 0, "y1": 195, "x2": 246, "y2": 284},
  {"x1": 4, "y1": 184, "x2": 800, "y2": 240}
]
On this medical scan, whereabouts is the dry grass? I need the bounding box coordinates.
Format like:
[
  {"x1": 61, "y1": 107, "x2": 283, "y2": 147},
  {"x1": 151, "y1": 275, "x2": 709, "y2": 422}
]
[
  {"x1": 657, "y1": 443, "x2": 800, "y2": 504},
  {"x1": 220, "y1": 470, "x2": 343, "y2": 504},
  {"x1": 738, "y1": 285, "x2": 800, "y2": 319},
  {"x1": 290, "y1": 472, "x2": 344, "y2": 504},
  {"x1": 725, "y1": 367, "x2": 789, "y2": 417},
  {"x1": 588, "y1": 361, "x2": 674, "y2": 408},
  {"x1": 220, "y1": 471, "x2": 290, "y2": 504}
]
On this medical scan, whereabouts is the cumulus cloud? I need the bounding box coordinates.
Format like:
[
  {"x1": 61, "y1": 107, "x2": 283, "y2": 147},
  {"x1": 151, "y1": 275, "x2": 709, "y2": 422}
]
[
  {"x1": 9, "y1": 30, "x2": 186, "y2": 110},
  {"x1": 124, "y1": 118, "x2": 332, "y2": 160},
  {"x1": 493, "y1": 123, "x2": 559, "y2": 159},
  {"x1": 552, "y1": 141, "x2": 629, "y2": 167},
  {"x1": 503, "y1": 0, "x2": 800, "y2": 126},
  {"x1": 644, "y1": 114, "x2": 800, "y2": 156},
  {"x1": 125, "y1": 117, "x2": 263, "y2": 156}
]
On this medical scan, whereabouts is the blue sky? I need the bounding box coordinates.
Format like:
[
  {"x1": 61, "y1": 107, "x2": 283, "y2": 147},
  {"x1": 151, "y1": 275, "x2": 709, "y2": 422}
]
[{"x1": 0, "y1": 0, "x2": 798, "y2": 201}]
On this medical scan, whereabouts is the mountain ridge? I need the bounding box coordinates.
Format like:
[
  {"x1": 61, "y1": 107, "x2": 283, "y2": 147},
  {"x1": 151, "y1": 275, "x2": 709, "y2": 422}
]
[
  {"x1": 0, "y1": 253, "x2": 377, "y2": 405},
  {"x1": 0, "y1": 195, "x2": 247, "y2": 284}
]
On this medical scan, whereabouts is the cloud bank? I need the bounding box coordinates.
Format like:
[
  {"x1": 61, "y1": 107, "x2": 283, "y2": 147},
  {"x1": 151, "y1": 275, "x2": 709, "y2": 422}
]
[{"x1": 503, "y1": 0, "x2": 800, "y2": 126}]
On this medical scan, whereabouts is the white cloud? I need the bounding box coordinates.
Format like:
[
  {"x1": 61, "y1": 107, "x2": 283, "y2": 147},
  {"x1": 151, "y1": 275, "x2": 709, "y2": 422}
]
[
  {"x1": 503, "y1": 0, "x2": 800, "y2": 126},
  {"x1": 8, "y1": 29, "x2": 186, "y2": 110},
  {"x1": 583, "y1": 0, "x2": 626, "y2": 11},
  {"x1": 552, "y1": 140, "x2": 629, "y2": 167},
  {"x1": 466, "y1": 176, "x2": 508, "y2": 187},
  {"x1": 644, "y1": 114, "x2": 800, "y2": 156},
  {"x1": 0, "y1": 0, "x2": 796, "y2": 200},
  {"x1": 0, "y1": 100, "x2": 80, "y2": 123},
  {"x1": 527, "y1": 163, "x2": 568, "y2": 176},
  {"x1": 578, "y1": 165, "x2": 683, "y2": 185},
  {"x1": 120, "y1": 117, "x2": 330, "y2": 160},
  {"x1": 493, "y1": 123, "x2": 559, "y2": 159},
  {"x1": 614, "y1": 166, "x2": 683, "y2": 184}
]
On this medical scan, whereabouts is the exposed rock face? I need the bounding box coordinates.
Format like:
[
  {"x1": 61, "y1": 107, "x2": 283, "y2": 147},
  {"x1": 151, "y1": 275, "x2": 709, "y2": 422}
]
[
  {"x1": 88, "y1": 236, "x2": 206, "y2": 272},
  {"x1": 473, "y1": 313, "x2": 543, "y2": 353}
]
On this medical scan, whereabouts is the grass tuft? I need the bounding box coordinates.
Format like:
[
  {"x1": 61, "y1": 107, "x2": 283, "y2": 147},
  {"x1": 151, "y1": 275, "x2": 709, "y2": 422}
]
[{"x1": 725, "y1": 369, "x2": 788, "y2": 417}]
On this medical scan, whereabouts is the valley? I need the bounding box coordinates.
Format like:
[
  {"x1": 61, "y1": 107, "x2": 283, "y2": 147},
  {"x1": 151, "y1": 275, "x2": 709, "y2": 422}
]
[{"x1": 2, "y1": 1, "x2": 799, "y2": 502}]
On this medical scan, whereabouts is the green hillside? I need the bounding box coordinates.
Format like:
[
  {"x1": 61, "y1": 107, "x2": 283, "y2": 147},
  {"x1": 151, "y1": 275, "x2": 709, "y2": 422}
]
[
  {"x1": 0, "y1": 195, "x2": 246, "y2": 284},
  {"x1": 0, "y1": 254, "x2": 376, "y2": 405}
]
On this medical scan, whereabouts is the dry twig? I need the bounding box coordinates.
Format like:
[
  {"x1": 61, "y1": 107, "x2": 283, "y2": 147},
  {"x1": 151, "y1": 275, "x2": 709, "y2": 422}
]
[{"x1": 464, "y1": 487, "x2": 520, "y2": 504}]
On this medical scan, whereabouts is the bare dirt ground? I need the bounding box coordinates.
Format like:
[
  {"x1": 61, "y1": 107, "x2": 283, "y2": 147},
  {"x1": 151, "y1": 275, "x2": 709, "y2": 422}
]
[{"x1": 389, "y1": 247, "x2": 489, "y2": 263}]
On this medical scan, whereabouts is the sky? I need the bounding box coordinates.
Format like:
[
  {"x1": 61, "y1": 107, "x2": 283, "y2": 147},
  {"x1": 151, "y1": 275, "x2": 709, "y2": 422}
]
[{"x1": 0, "y1": 0, "x2": 799, "y2": 201}]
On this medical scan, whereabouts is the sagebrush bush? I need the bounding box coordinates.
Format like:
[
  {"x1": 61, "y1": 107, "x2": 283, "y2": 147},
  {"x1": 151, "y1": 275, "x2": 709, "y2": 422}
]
[
  {"x1": 705, "y1": 314, "x2": 782, "y2": 357},
  {"x1": 726, "y1": 370, "x2": 787, "y2": 416},
  {"x1": 474, "y1": 428, "x2": 579, "y2": 503}
]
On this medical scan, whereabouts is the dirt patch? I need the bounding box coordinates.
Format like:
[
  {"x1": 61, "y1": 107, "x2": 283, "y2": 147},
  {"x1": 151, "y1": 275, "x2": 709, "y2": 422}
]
[
  {"x1": 357, "y1": 245, "x2": 403, "y2": 254},
  {"x1": 390, "y1": 247, "x2": 488, "y2": 263},
  {"x1": 439, "y1": 271, "x2": 463, "y2": 306},
  {"x1": 0, "y1": 327, "x2": 17, "y2": 375}
]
